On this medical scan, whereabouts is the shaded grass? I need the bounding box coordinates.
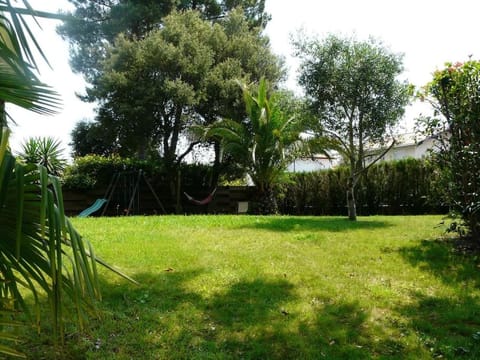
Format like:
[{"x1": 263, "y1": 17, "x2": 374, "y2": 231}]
[{"x1": 19, "y1": 215, "x2": 480, "y2": 359}]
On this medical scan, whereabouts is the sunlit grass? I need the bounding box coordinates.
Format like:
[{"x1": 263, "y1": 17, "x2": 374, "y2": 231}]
[{"x1": 22, "y1": 215, "x2": 480, "y2": 359}]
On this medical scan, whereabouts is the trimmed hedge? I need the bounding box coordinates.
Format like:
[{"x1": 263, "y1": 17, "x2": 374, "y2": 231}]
[
  {"x1": 62, "y1": 155, "x2": 213, "y2": 191},
  {"x1": 63, "y1": 156, "x2": 447, "y2": 215},
  {"x1": 278, "y1": 158, "x2": 447, "y2": 215}
]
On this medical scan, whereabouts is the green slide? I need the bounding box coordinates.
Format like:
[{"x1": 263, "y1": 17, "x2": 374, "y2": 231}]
[{"x1": 78, "y1": 199, "x2": 107, "y2": 217}]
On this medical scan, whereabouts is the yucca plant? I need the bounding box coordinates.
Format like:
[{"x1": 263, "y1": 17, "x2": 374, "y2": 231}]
[
  {"x1": 0, "y1": 1, "x2": 133, "y2": 357},
  {"x1": 17, "y1": 136, "x2": 67, "y2": 176},
  {"x1": 0, "y1": 128, "x2": 105, "y2": 356}
]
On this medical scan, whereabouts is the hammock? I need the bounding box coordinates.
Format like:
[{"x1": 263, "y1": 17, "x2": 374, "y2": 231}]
[{"x1": 184, "y1": 188, "x2": 217, "y2": 206}]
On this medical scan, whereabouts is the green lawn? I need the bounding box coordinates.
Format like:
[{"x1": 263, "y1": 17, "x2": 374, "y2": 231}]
[{"x1": 23, "y1": 215, "x2": 480, "y2": 359}]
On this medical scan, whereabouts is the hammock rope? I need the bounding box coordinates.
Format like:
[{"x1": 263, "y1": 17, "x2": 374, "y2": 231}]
[{"x1": 183, "y1": 188, "x2": 217, "y2": 206}]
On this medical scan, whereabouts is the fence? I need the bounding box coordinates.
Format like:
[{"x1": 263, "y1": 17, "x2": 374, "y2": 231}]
[{"x1": 63, "y1": 186, "x2": 256, "y2": 216}]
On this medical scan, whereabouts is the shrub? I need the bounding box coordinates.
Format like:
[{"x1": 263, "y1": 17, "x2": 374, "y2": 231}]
[
  {"x1": 63, "y1": 155, "x2": 215, "y2": 192},
  {"x1": 17, "y1": 136, "x2": 67, "y2": 176},
  {"x1": 278, "y1": 158, "x2": 445, "y2": 215},
  {"x1": 62, "y1": 155, "x2": 155, "y2": 190},
  {"x1": 420, "y1": 60, "x2": 480, "y2": 238}
]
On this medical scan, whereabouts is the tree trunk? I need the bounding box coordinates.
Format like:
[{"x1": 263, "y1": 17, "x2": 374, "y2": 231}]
[
  {"x1": 210, "y1": 140, "x2": 222, "y2": 188},
  {"x1": 347, "y1": 177, "x2": 357, "y2": 221},
  {"x1": 175, "y1": 168, "x2": 182, "y2": 214},
  {"x1": 255, "y1": 187, "x2": 278, "y2": 215}
]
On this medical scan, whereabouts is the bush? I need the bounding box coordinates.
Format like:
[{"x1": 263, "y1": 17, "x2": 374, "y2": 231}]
[
  {"x1": 62, "y1": 155, "x2": 158, "y2": 190},
  {"x1": 62, "y1": 155, "x2": 215, "y2": 192},
  {"x1": 278, "y1": 158, "x2": 445, "y2": 215},
  {"x1": 420, "y1": 60, "x2": 480, "y2": 238}
]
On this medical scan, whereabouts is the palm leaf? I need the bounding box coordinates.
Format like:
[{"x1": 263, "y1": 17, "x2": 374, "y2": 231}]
[
  {"x1": 0, "y1": 129, "x2": 136, "y2": 356},
  {"x1": 0, "y1": 4, "x2": 133, "y2": 356},
  {"x1": 0, "y1": 2, "x2": 61, "y2": 122}
]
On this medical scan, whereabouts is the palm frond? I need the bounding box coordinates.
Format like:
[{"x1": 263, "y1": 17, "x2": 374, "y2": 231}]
[
  {"x1": 0, "y1": 131, "x2": 134, "y2": 354},
  {"x1": 0, "y1": 3, "x2": 134, "y2": 356},
  {"x1": 0, "y1": 3, "x2": 61, "y2": 122}
]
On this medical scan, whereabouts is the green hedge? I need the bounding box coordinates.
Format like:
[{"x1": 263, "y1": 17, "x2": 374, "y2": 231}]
[
  {"x1": 278, "y1": 158, "x2": 447, "y2": 215},
  {"x1": 63, "y1": 156, "x2": 447, "y2": 216},
  {"x1": 62, "y1": 155, "x2": 213, "y2": 191}
]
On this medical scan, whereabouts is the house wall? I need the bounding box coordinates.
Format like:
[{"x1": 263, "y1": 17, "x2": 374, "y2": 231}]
[
  {"x1": 288, "y1": 134, "x2": 442, "y2": 172},
  {"x1": 287, "y1": 157, "x2": 338, "y2": 172}
]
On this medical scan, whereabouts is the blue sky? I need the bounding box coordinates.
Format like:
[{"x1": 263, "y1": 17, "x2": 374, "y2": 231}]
[{"x1": 8, "y1": 0, "x2": 480, "y2": 155}]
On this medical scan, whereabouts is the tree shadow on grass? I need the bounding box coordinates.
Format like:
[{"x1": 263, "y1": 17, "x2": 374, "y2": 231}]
[
  {"x1": 206, "y1": 278, "x2": 295, "y2": 327},
  {"x1": 210, "y1": 300, "x2": 374, "y2": 359},
  {"x1": 168, "y1": 279, "x2": 381, "y2": 359},
  {"x1": 202, "y1": 296, "x2": 411, "y2": 359},
  {"x1": 21, "y1": 269, "x2": 205, "y2": 360},
  {"x1": 394, "y1": 292, "x2": 480, "y2": 358},
  {"x1": 397, "y1": 238, "x2": 480, "y2": 287},
  {"x1": 22, "y1": 270, "x2": 430, "y2": 359},
  {"x1": 82, "y1": 275, "x2": 303, "y2": 359},
  {"x1": 55, "y1": 274, "x2": 384, "y2": 359},
  {"x1": 395, "y1": 239, "x2": 480, "y2": 358},
  {"x1": 237, "y1": 216, "x2": 392, "y2": 233}
]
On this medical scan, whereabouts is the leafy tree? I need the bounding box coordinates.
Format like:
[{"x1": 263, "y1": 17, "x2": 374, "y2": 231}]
[
  {"x1": 58, "y1": 0, "x2": 269, "y2": 82},
  {"x1": 82, "y1": 10, "x2": 282, "y2": 203},
  {"x1": 17, "y1": 136, "x2": 67, "y2": 176},
  {"x1": 295, "y1": 34, "x2": 411, "y2": 220},
  {"x1": 70, "y1": 119, "x2": 118, "y2": 157},
  {"x1": 205, "y1": 79, "x2": 305, "y2": 214},
  {"x1": 69, "y1": 7, "x2": 282, "y2": 157},
  {"x1": 418, "y1": 60, "x2": 480, "y2": 238},
  {"x1": 189, "y1": 7, "x2": 283, "y2": 186},
  {"x1": 0, "y1": 2, "x2": 131, "y2": 356},
  {"x1": 89, "y1": 10, "x2": 219, "y2": 162}
]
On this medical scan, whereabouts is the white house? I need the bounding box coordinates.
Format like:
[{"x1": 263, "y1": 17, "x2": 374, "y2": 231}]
[
  {"x1": 288, "y1": 132, "x2": 444, "y2": 173},
  {"x1": 287, "y1": 155, "x2": 339, "y2": 173},
  {"x1": 365, "y1": 132, "x2": 443, "y2": 164}
]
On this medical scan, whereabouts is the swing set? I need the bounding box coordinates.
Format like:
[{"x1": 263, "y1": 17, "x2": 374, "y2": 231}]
[
  {"x1": 101, "y1": 169, "x2": 166, "y2": 216},
  {"x1": 79, "y1": 169, "x2": 219, "y2": 216}
]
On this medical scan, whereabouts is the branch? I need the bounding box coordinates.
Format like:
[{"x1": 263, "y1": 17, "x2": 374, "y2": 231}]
[
  {"x1": 176, "y1": 141, "x2": 201, "y2": 165},
  {"x1": 319, "y1": 128, "x2": 352, "y2": 158},
  {"x1": 357, "y1": 139, "x2": 396, "y2": 177}
]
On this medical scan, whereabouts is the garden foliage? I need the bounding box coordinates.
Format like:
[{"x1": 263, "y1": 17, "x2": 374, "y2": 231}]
[
  {"x1": 278, "y1": 158, "x2": 445, "y2": 216},
  {"x1": 204, "y1": 78, "x2": 305, "y2": 214},
  {"x1": 419, "y1": 60, "x2": 480, "y2": 238},
  {"x1": 295, "y1": 34, "x2": 411, "y2": 220},
  {"x1": 62, "y1": 154, "x2": 215, "y2": 191}
]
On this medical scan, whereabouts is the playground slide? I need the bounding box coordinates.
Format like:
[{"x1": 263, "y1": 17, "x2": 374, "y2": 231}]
[{"x1": 78, "y1": 198, "x2": 107, "y2": 218}]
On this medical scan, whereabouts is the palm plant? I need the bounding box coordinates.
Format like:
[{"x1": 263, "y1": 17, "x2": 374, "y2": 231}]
[
  {"x1": 0, "y1": 1, "x2": 61, "y2": 124},
  {"x1": 207, "y1": 78, "x2": 304, "y2": 214},
  {"x1": 17, "y1": 136, "x2": 67, "y2": 176},
  {"x1": 0, "y1": 129, "x2": 104, "y2": 356},
  {"x1": 0, "y1": 1, "x2": 132, "y2": 357}
]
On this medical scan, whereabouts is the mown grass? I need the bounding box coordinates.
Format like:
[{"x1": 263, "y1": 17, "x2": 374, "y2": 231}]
[{"x1": 21, "y1": 215, "x2": 480, "y2": 359}]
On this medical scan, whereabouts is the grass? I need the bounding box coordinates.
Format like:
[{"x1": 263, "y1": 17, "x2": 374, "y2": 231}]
[{"x1": 20, "y1": 215, "x2": 480, "y2": 359}]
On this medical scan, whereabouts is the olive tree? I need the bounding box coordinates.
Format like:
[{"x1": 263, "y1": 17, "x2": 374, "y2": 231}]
[{"x1": 295, "y1": 34, "x2": 411, "y2": 220}]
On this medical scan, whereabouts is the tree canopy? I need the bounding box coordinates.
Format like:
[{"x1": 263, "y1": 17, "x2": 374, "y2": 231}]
[
  {"x1": 295, "y1": 34, "x2": 411, "y2": 220},
  {"x1": 58, "y1": 0, "x2": 269, "y2": 82},
  {"x1": 73, "y1": 9, "x2": 283, "y2": 164}
]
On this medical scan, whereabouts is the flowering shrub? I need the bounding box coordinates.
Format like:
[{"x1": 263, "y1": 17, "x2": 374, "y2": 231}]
[{"x1": 420, "y1": 60, "x2": 480, "y2": 238}]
